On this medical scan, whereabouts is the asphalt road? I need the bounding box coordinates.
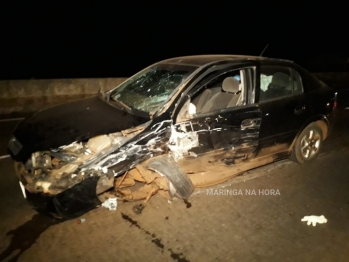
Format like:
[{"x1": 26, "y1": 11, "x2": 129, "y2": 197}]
[{"x1": 0, "y1": 110, "x2": 349, "y2": 262}]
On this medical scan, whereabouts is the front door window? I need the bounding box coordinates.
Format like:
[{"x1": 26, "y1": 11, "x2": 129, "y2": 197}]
[{"x1": 189, "y1": 69, "x2": 245, "y2": 115}]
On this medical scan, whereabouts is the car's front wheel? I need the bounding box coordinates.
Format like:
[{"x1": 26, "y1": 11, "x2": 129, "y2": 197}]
[{"x1": 291, "y1": 122, "x2": 323, "y2": 163}]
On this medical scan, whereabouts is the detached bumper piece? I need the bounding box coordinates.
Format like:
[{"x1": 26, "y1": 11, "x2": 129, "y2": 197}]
[{"x1": 26, "y1": 176, "x2": 101, "y2": 219}]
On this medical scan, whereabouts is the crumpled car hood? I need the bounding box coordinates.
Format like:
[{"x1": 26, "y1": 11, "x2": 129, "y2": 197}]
[{"x1": 11, "y1": 95, "x2": 149, "y2": 162}]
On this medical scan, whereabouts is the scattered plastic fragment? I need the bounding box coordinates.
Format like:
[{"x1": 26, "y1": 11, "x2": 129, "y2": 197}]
[
  {"x1": 19, "y1": 181, "x2": 27, "y2": 199},
  {"x1": 133, "y1": 204, "x2": 145, "y2": 214},
  {"x1": 301, "y1": 215, "x2": 327, "y2": 226},
  {"x1": 77, "y1": 218, "x2": 86, "y2": 224},
  {"x1": 188, "y1": 151, "x2": 197, "y2": 157},
  {"x1": 102, "y1": 198, "x2": 118, "y2": 210}
]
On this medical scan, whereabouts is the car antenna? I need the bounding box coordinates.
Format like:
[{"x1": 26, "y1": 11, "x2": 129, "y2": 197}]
[{"x1": 259, "y1": 44, "x2": 269, "y2": 56}]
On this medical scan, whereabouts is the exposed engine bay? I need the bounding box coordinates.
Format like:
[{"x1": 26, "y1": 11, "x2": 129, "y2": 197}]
[
  {"x1": 14, "y1": 119, "x2": 207, "y2": 204},
  {"x1": 15, "y1": 125, "x2": 147, "y2": 196}
]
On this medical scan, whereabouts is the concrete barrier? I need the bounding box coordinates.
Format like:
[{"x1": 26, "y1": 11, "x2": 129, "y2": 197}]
[
  {"x1": 0, "y1": 72, "x2": 348, "y2": 117},
  {"x1": 0, "y1": 78, "x2": 127, "y2": 115}
]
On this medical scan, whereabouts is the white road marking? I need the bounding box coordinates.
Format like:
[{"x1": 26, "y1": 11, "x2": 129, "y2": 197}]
[
  {"x1": 0, "y1": 117, "x2": 25, "y2": 122},
  {"x1": 0, "y1": 155, "x2": 10, "y2": 159}
]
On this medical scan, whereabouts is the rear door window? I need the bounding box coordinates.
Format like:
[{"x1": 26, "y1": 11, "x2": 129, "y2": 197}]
[{"x1": 259, "y1": 66, "x2": 303, "y2": 102}]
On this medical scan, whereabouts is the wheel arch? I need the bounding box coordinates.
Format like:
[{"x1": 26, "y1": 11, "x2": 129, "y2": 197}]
[{"x1": 289, "y1": 114, "x2": 329, "y2": 151}]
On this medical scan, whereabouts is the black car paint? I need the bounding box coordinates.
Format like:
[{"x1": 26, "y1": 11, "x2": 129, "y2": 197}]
[
  {"x1": 173, "y1": 105, "x2": 262, "y2": 161},
  {"x1": 10, "y1": 95, "x2": 149, "y2": 163},
  {"x1": 255, "y1": 61, "x2": 336, "y2": 150},
  {"x1": 258, "y1": 94, "x2": 311, "y2": 148},
  {"x1": 9, "y1": 58, "x2": 337, "y2": 219}
]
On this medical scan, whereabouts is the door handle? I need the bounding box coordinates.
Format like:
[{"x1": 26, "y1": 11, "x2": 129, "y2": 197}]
[{"x1": 294, "y1": 105, "x2": 306, "y2": 114}]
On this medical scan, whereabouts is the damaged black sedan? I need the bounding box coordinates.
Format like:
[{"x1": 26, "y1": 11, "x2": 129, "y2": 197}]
[{"x1": 8, "y1": 55, "x2": 337, "y2": 219}]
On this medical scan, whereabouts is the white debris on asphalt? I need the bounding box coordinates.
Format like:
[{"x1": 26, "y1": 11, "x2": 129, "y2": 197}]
[
  {"x1": 77, "y1": 218, "x2": 86, "y2": 224},
  {"x1": 102, "y1": 198, "x2": 118, "y2": 210},
  {"x1": 301, "y1": 215, "x2": 327, "y2": 226}
]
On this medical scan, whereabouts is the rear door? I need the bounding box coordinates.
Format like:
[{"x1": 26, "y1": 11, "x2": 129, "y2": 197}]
[
  {"x1": 172, "y1": 65, "x2": 262, "y2": 164},
  {"x1": 257, "y1": 65, "x2": 311, "y2": 149}
]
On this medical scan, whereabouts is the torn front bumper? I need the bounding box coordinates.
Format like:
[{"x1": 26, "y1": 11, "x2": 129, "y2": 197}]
[
  {"x1": 26, "y1": 176, "x2": 101, "y2": 219},
  {"x1": 15, "y1": 161, "x2": 103, "y2": 219}
]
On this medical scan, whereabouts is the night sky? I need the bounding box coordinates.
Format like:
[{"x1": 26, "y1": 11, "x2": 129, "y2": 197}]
[{"x1": 1, "y1": 2, "x2": 348, "y2": 80}]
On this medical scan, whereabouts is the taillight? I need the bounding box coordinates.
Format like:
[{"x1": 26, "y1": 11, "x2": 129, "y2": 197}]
[{"x1": 333, "y1": 101, "x2": 337, "y2": 109}]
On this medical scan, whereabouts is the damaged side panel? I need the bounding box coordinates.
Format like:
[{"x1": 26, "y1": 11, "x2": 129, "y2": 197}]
[
  {"x1": 16, "y1": 105, "x2": 262, "y2": 216},
  {"x1": 16, "y1": 122, "x2": 154, "y2": 196},
  {"x1": 16, "y1": 119, "x2": 177, "y2": 198},
  {"x1": 175, "y1": 106, "x2": 262, "y2": 164}
]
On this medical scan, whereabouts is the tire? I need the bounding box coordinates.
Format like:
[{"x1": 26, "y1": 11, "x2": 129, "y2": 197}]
[
  {"x1": 147, "y1": 155, "x2": 194, "y2": 200},
  {"x1": 290, "y1": 122, "x2": 323, "y2": 164}
]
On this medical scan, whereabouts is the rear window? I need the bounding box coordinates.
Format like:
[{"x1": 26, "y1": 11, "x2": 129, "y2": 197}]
[{"x1": 296, "y1": 66, "x2": 327, "y2": 92}]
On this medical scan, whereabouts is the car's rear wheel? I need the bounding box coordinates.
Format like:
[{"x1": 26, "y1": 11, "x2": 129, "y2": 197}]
[{"x1": 291, "y1": 122, "x2": 323, "y2": 163}]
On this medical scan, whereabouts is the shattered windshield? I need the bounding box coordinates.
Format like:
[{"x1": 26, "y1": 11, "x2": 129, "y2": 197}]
[{"x1": 110, "y1": 63, "x2": 197, "y2": 114}]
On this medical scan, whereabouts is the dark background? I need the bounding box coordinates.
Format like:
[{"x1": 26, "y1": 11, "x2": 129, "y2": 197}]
[{"x1": 1, "y1": 2, "x2": 348, "y2": 80}]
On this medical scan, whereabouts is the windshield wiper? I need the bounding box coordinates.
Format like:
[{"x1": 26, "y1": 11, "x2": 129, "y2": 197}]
[{"x1": 109, "y1": 96, "x2": 132, "y2": 112}]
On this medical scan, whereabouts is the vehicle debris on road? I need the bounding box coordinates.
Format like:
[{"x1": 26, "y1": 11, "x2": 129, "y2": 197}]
[
  {"x1": 301, "y1": 215, "x2": 327, "y2": 226},
  {"x1": 77, "y1": 218, "x2": 86, "y2": 224},
  {"x1": 102, "y1": 198, "x2": 118, "y2": 210},
  {"x1": 133, "y1": 204, "x2": 145, "y2": 214}
]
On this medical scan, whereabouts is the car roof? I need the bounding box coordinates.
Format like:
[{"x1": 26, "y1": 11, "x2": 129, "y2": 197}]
[{"x1": 160, "y1": 55, "x2": 294, "y2": 67}]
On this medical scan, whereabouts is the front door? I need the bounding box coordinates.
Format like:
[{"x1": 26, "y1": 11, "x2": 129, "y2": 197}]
[
  {"x1": 172, "y1": 66, "x2": 262, "y2": 164},
  {"x1": 176, "y1": 106, "x2": 262, "y2": 164}
]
